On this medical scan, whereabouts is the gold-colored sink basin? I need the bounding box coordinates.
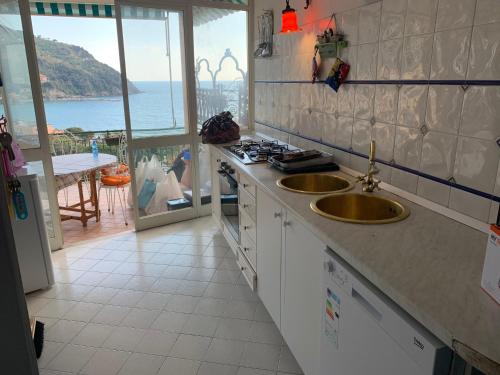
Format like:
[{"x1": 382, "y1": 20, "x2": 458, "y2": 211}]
[
  {"x1": 311, "y1": 193, "x2": 410, "y2": 224},
  {"x1": 276, "y1": 174, "x2": 354, "y2": 194}
]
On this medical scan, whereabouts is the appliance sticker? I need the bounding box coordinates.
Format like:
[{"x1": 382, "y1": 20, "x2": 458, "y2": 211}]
[{"x1": 325, "y1": 287, "x2": 340, "y2": 349}]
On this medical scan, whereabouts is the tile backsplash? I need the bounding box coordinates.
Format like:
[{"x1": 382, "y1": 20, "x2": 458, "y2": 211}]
[{"x1": 253, "y1": 0, "x2": 500, "y2": 224}]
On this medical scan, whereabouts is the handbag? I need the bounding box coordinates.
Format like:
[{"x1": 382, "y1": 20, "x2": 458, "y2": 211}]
[{"x1": 199, "y1": 111, "x2": 240, "y2": 144}]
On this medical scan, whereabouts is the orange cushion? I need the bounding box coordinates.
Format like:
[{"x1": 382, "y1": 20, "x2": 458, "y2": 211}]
[{"x1": 101, "y1": 175, "x2": 131, "y2": 186}]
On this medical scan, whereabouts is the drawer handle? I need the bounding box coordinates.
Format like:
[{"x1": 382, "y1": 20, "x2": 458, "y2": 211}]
[
  {"x1": 274, "y1": 212, "x2": 281, "y2": 218},
  {"x1": 241, "y1": 266, "x2": 247, "y2": 271},
  {"x1": 283, "y1": 221, "x2": 291, "y2": 227},
  {"x1": 243, "y1": 247, "x2": 250, "y2": 252},
  {"x1": 243, "y1": 183, "x2": 250, "y2": 188},
  {"x1": 243, "y1": 225, "x2": 251, "y2": 230},
  {"x1": 243, "y1": 204, "x2": 249, "y2": 208}
]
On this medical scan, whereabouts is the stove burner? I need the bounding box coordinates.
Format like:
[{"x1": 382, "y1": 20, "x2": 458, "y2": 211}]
[{"x1": 224, "y1": 139, "x2": 291, "y2": 164}]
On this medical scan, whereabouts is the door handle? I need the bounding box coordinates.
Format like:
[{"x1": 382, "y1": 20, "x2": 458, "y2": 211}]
[{"x1": 352, "y1": 288, "x2": 382, "y2": 321}]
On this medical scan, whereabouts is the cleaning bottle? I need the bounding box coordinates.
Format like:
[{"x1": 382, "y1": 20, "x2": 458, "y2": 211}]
[{"x1": 91, "y1": 139, "x2": 99, "y2": 159}]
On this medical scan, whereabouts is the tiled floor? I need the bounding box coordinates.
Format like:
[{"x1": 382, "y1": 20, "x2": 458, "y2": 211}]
[
  {"x1": 27, "y1": 217, "x2": 303, "y2": 375},
  {"x1": 58, "y1": 184, "x2": 134, "y2": 246}
]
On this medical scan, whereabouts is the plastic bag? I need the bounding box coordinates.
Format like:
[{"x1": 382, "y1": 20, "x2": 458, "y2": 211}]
[
  {"x1": 127, "y1": 156, "x2": 148, "y2": 207},
  {"x1": 145, "y1": 171, "x2": 184, "y2": 215},
  {"x1": 138, "y1": 179, "x2": 156, "y2": 210}
]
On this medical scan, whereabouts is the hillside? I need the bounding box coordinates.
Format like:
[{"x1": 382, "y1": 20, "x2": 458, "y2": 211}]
[{"x1": 35, "y1": 36, "x2": 139, "y2": 99}]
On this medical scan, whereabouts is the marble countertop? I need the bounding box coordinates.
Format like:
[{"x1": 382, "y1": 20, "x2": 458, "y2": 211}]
[{"x1": 211, "y1": 143, "x2": 500, "y2": 368}]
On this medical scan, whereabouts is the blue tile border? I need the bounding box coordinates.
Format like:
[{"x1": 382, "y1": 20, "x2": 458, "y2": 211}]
[
  {"x1": 255, "y1": 120, "x2": 500, "y2": 204},
  {"x1": 255, "y1": 79, "x2": 500, "y2": 86}
]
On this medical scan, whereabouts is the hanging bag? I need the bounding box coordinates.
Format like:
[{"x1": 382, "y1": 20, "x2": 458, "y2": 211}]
[{"x1": 199, "y1": 111, "x2": 240, "y2": 144}]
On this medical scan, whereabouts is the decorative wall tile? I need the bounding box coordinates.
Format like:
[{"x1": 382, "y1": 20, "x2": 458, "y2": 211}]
[
  {"x1": 474, "y1": 0, "x2": 500, "y2": 25},
  {"x1": 356, "y1": 43, "x2": 378, "y2": 80},
  {"x1": 310, "y1": 84, "x2": 325, "y2": 112},
  {"x1": 419, "y1": 131, "x2": 458, "y2": 178},
  {"x1": 449, "y1": 189, "x2": 492, "y2": 222},
  {"x1": 354, "y1": 85, "x2": 376, "y2": 120},
  {"x1": 351, "y1": 119, "x2": 372, "y2": 153},
  {"x1": 401, "y1": 34, "x2": 433, "y2": 79},
  {"x1": 358, "y1": 2, "x2": 382, "y2": 44},
  {"x1": 405, "y1": 0, "x2": 438, "y2": 36},
  {"x1": 374, "y1": 85, "x2": 399, "y2": 124},
  {"x1": 289, "y1": 109, "x2": 300, "y2": 133},
  {"x1": 323, "y1": 86, "x2": 338, "y2": 114},
  {"x1": 380, "y1": 0, "x2": 407, "y2": 40},
  {"x1": 308, "y1": 111, "x2": 324, "y2": 140},
  {"x1": 289, "y1": 86, "x2": 301, "y2": 109},
  {"x1": 339, "y1": 46, "x2": 358, "y2": 80},
  {"x1": 426, "y1": 86, "x2": 464, "y2": 134},
  {"x1": 460, "y1": 86, "x2": 500, "y2": 140},
  {"x1": 337, "y1": 85, "x2": 356, "y2": 117},
  {"x1": 391, "y1": 170, "x2": 419, "y2": 194},
  {"x1": 453, "y1": 137, "x2": 498, "y2": 192},
  {"x1": 377, "y1": 38, "x2": 403, "y2": 80},
  {"x1": 279, "y1": 106, "x2": 290, "y2": 130},
  {"x1": 296, "y1": 109, "x2": 312, "y2": 135},
  {"x1": 335, "y1": 116, "x2": 354, "y2": 148},
  {"x1": 394, "y1": 126, "x2": 423, "y2": 169},
  {"x1": 417, "y1": 178, "x2": 451, "y2": 206},
  {"x1": 430, "y1": 28, "x2": 471, "y2": 80},
  {"x1": 340, "y1": 8, "x2": 359, "y2": 45},
  {"x1": 397, "y1": 85, "x2": 428, "y2": 128},
  {"x1": 321, "y1": 113, "x2": 337, "y2": 144},
  {"x1": 468, "y1": 22, "x2": 500, "y2": 80},
  {"x1": 350, "y1": 155, "x2": 368, "y2": 174},
  {"x1": 435, "y1": 0, "x2": 476, "y2": 31},
  {"x1": 372, "y1": 122, "x2": 396, "y2": 161},
  {"x1": 299, "y1": 84, "x2": 312, "y2": 111}
]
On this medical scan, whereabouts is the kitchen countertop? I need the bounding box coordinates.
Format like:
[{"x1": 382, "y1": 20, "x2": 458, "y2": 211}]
[{"x1": 211, "y1": 142, "x2": 500, "y2": 370}]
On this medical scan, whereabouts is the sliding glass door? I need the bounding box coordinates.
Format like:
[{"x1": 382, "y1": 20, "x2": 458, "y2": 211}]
[
  {"x1": 115, "y1": 0, "x2": 250, "y2": 231},
  {"x1": 116, "y1": 0, "x2": 199, "y2": 230}
]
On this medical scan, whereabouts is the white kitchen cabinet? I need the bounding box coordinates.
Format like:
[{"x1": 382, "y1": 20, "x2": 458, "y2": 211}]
[
  {"x1": 210, "y1": 151, "x2": 221, "y2": 222},
  {"x1": 256, "y1": 188, "x2": 283, "y2": 328},
  {"x1": 282, "y1": 211, "x2": 324, "y2": 375}
]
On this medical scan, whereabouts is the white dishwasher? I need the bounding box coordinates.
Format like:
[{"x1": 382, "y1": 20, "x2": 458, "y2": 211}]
[{"x1": 320, "y1": 248, "x2": 452, "y2": 375}]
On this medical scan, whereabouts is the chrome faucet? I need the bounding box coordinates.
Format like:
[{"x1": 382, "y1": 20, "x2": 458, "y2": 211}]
[{"x1": 357, "y1": 140, "x2": 380, "y2": 192}]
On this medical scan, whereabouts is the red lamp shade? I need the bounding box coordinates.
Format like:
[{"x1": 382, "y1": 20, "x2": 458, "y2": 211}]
[{"x1": 281, "y1": 1, "x2": 300, "y2": 33}]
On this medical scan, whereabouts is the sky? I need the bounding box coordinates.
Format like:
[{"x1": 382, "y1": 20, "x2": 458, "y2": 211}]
[{"x1": 30, "y1": 9, "x2": 248, "y2": 82}]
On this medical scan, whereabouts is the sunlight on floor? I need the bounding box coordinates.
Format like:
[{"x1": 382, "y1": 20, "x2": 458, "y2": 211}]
[{"x1": 58, "y1": 184, "x2": 134, "y2": 246}]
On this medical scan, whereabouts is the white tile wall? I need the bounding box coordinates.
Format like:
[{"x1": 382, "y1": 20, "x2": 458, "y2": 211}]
[{"x1": 254, "y1": 0, "x2": 500, "y2": 224}]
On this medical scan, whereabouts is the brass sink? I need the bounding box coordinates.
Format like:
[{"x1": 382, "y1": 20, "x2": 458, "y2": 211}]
[
  {"x1": 277, "y1": 174, "x2": 354, "y2": 194},
  {"x1": 311, "y1": 193, "x2": 410, "y2": 224}
]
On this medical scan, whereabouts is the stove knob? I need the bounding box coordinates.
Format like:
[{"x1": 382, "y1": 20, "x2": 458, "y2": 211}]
[
  {"x1": 228, "y1": 168, "x2": 235, "y2": 174},
  {"x1": 220, "y1": 162, "x2": 228, "y2": 168}
]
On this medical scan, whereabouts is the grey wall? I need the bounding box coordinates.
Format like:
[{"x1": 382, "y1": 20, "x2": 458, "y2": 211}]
[{"x1": 253, "y1": 0, "x2": 500, "y2": 224}]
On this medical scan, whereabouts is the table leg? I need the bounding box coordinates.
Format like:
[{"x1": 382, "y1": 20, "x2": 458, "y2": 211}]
[
  {"x1": 90, "y1": 171, "x2": 100, "y2": 222},
  {"x1": 78, "y1": 180, "x2": 87, "y2": 227}
]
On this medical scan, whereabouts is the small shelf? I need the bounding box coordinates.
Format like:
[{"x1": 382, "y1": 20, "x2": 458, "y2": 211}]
[{"x1": 315, "y1": 40, "x2": 348, "y2": 58}]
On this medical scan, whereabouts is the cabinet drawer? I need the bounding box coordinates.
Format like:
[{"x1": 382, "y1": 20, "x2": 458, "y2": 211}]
[
  {"x1": 240, "y1": 230, "x2": 257, "y2": 271},
  {"x1": 239, "y1": 173, "x2": 256, "y2": 197},
  {"x1": 239, "y1": 187, "x2": 256, "y2": 222},
  {"x1": 237, "y1": 247, "x2": 257, "y2": 291},
  {"x1": 240, "y1": 208, "x2": 256, "y2": 244}
]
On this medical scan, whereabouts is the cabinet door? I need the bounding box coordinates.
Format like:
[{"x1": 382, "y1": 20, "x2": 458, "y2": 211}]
[
  {"x1": 256, "y1": 188, "x2": 283, "y2": 328},
  {"x1": 282, "y1": 213, "x2": 324, "y2": 375},
  {"x1": 210, "y1": 151, "x2": 221, "y2": 221}
]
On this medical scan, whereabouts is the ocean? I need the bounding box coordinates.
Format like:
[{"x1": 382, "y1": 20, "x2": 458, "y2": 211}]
[{"x1": 44, "y1": 81, "x2": 185, "y2": 133}]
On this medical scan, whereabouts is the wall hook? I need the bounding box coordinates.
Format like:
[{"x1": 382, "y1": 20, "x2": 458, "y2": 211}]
[{"x1": 304, "y1": 0, "x2": 310, "y2": 9}]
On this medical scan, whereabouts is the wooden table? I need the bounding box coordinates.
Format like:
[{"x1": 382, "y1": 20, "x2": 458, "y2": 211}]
[{"x1": 52, "y1": 153, "x2": 117, "y2": 227}]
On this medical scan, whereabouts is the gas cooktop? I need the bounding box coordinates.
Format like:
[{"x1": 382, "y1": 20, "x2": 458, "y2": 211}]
[{"x1": 223, "y1": 139, "x2": 293, "y2": 164}]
